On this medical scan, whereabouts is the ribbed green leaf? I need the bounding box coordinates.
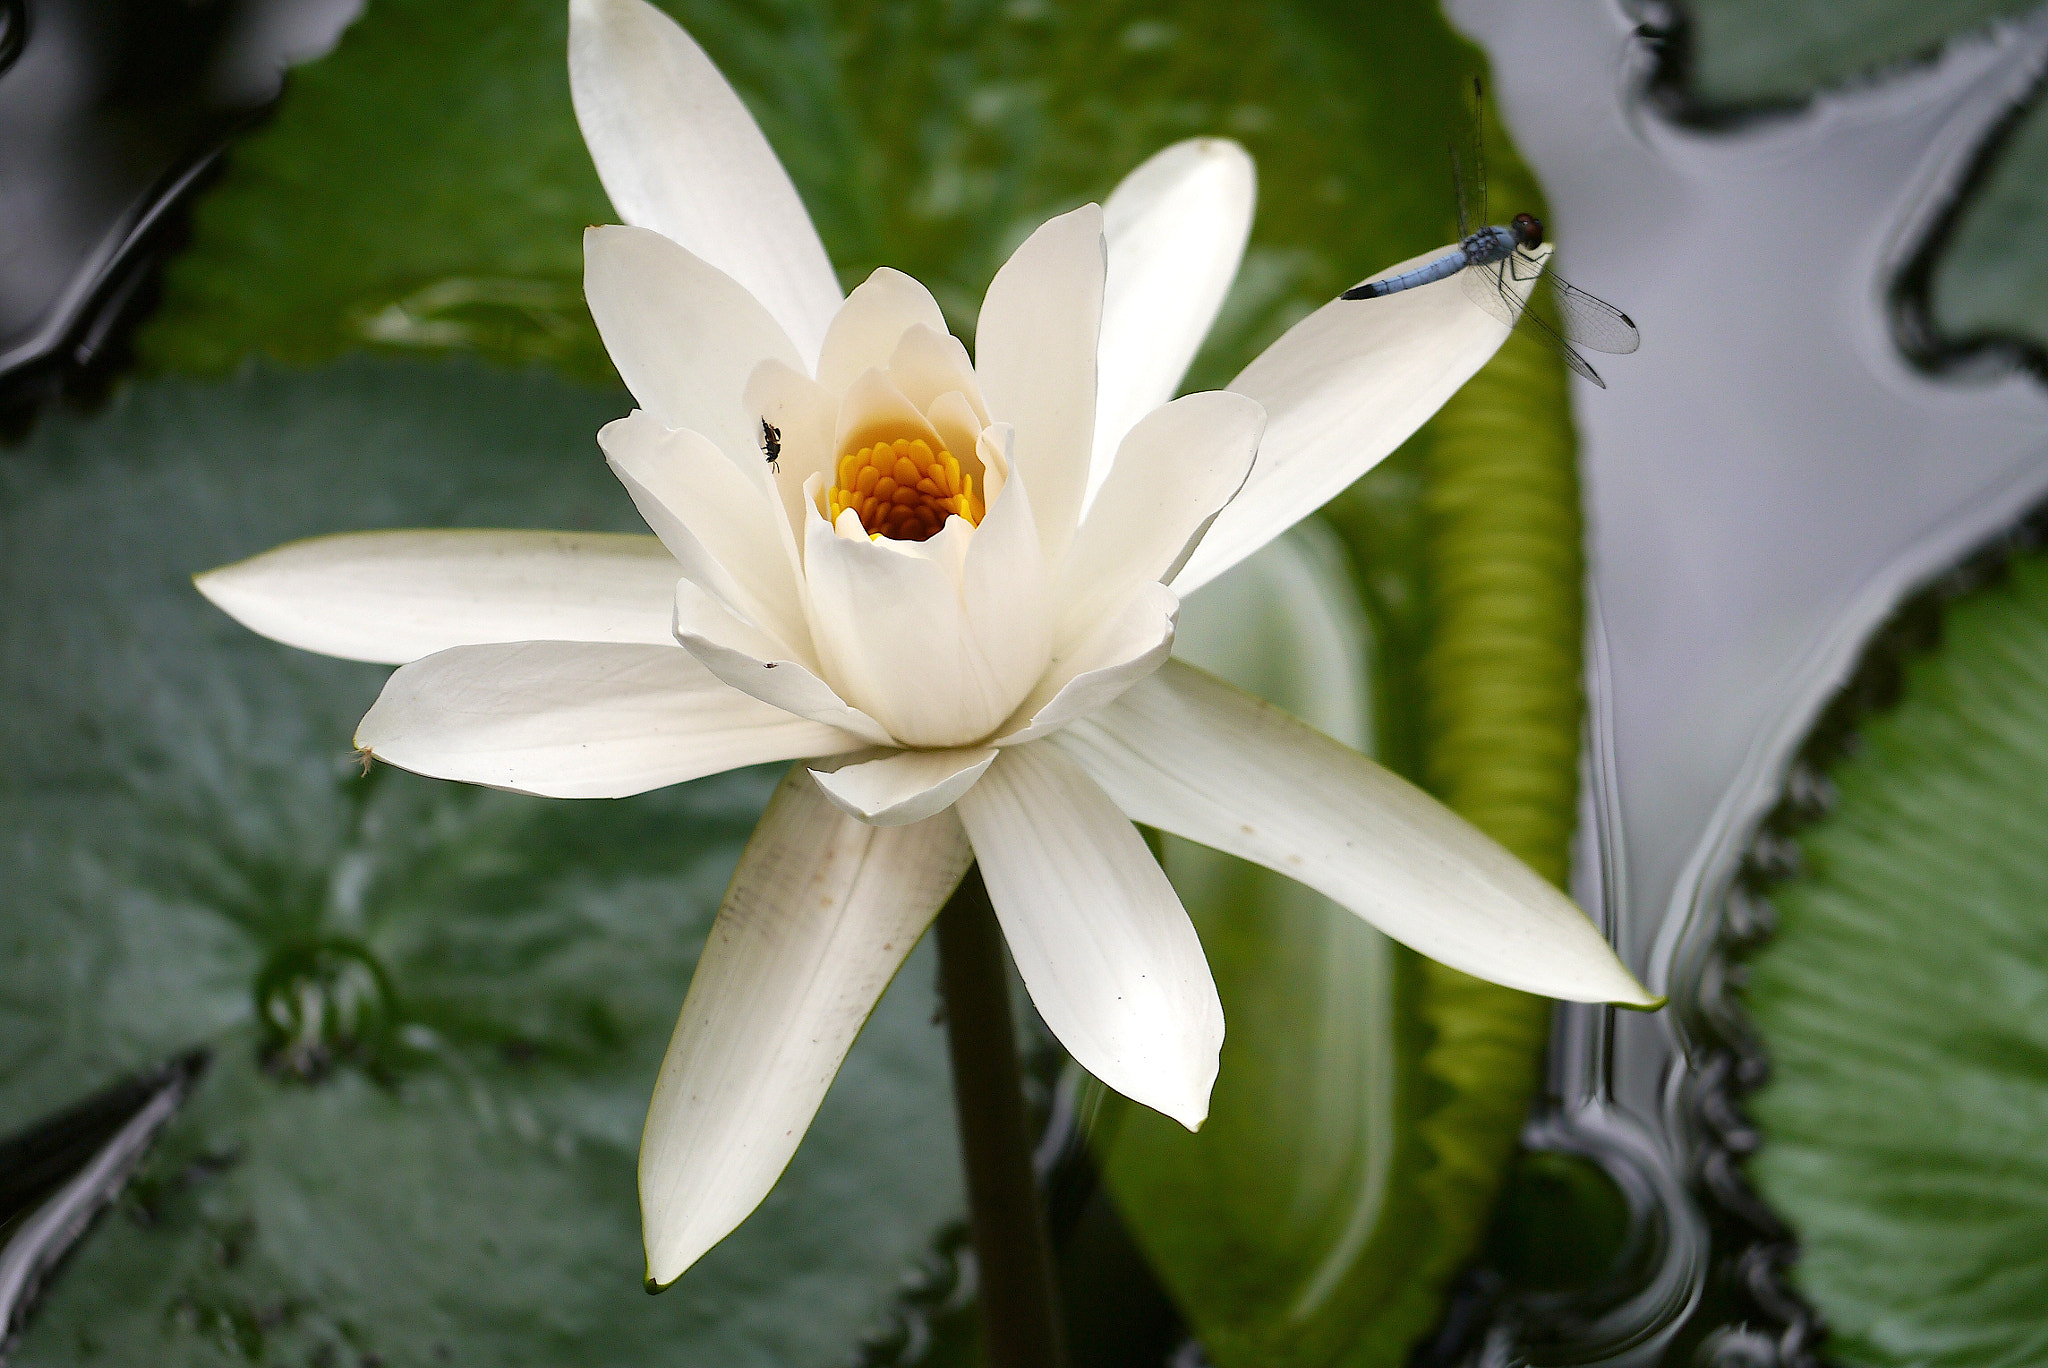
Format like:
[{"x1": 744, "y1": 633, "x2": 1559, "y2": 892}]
[{"x1": 1744, "y1": 551, "x2": 2048, "y2": 1368}]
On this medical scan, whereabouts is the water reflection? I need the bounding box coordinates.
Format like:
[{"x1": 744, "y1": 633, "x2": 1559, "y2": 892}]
[{"x1": 0, "y1": 0, "x2": 359, "y2": 409}]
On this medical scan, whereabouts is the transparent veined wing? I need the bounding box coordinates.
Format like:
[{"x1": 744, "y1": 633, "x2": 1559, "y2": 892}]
[
  {"x1": 1451, "y1": 76, "x2": 1487, "y2": 240},
  {"x1": 1550, "y1": 277, "x2": 1641, "y2": 354},
  {"x1": 1511, "y1": 296, "x2": 1611, "y2": 388},
  {"x1": 1461, "y1": 253, "x2": 1613, "y2": 388}
]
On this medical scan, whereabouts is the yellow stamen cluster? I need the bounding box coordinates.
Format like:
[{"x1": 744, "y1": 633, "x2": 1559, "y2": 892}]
[{"x1": 828, "y1": 436, "x2": 983, "y2": 542}]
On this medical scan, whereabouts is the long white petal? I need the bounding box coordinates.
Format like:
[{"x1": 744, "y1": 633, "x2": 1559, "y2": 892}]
[
  {"x1": 955, "y1": 742, "x2": 1222, "y2": 1129},
  {"x1": 1091, "y1": 139, "x2": 1256, "y2": 506},
  {"x1": 809, "y1": 747, "x2": 997, "y2": 826},
  {"x1": 1052, "y1": 658, "x2": 1656, "y2": 1005},
  {"x1": 974, "y1": 205, "x2": 1105, "y2": 563},
  {"x1": 599, "y1": 413, "x2": 808, "y2": 651},
  {"x1": 816, "y1": 268, "x2": 949, "y2": 396},
  {"x1": 356, "y1": 642, "x2": 861, "y2": 799},
  {"x1": 1173, "y1": 245, "x2": 1538, "y2": 594},
  {"x1": 1056, "y1": 391, "x2": 1261, "y2": 653},
  {"x1": 195, "y1": 530, "x2": 677, "y2": 665},
  {"x1": 995, "y1": 581, "x2": 1177, "y2": 746},
  {"x1": 569, "y1": 0, "x2": 841, "y2": 364},
  {"x1": 673, "y1": 577, "x2": 893, "y2": 745},
  {"x1": 641, "y1": 767, "x2": 972, "y2": 1286},
  {"x1": 585, "y1": 226, "x2": 805, "y2": 466}
]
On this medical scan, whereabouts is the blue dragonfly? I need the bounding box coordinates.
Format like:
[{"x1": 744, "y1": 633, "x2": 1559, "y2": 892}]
[{"x1": 1343, "y1": 80, "x2": 1640, "y2": 388}]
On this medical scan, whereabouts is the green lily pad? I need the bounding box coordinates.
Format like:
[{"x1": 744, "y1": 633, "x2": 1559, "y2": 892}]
[
  {"x1": 137, "y1": 0, "x2": 1476, "y2": 390},
  {"x1": 0, "y1": 357, "x2": 962, "y2": 1366},
  {"x1": 1679, "y1": 0, "x2": 2047, "y2": 362},
  {"x1": 1743, "y1": 549, "x2": 2048, "y2": 1368}
]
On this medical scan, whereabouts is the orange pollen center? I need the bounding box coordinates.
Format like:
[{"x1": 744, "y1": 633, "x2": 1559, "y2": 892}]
[{"x1": 827, "y1": 436, "x2": 983, "y2": 542}]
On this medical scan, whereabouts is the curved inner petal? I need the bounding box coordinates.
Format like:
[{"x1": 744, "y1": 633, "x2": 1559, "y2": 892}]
[
  {"x1": 817, "y1": 268, "x2": 950, "y2": 395},
  {"x1": 801, "y1": 477, "x2": 1048, "y2": 748},
  {"x1": 600, "y1": 414, "x2": 810, "y2": 652},
  {"x1": 1056, "y1": 390, "x2": 1262, "y2": 655},
  {"x1": 568, "y1": 0, "x2": 842, "y2": 364},
  {"x1": 674, "y1": 578, "x2": 894, "y2": 745},
  {"x1": 1092, "y1": 138, "x2": 1256, "y2": 508},
  {"x1": 974, "y1": 204, "x2": 1106, "y2": 565},
  {"x1": 808, "y1": 746, "x2": 998, "y2": 826},
  {"x1": 995, "y1": 581, "x2": 1178, "y2": 746},
  {"x1": 584, "y1": 225, "x2": 805, "y2": 465}
]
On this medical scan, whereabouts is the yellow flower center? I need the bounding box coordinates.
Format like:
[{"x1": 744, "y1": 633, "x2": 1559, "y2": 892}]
[{"x1": 828, "y1": 436, "x2": 983, "y2": 542}]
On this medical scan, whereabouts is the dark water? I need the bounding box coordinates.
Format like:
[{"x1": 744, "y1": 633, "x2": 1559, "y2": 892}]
[{"x1": 0, "y1": 0, "x2": 358, "y2": 415}]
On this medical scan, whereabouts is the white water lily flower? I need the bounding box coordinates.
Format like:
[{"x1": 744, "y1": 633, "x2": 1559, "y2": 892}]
[{"x1": 195, "y1": 0, "x2": 1655, "y2": 1288}]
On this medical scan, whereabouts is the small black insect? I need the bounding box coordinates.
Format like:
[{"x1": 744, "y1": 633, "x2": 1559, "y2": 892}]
[{"x1": 759, "y1": 418, "x2": 782, "y2": 474}]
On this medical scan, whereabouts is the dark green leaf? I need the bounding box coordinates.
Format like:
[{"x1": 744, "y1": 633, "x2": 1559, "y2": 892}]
[
  {"x1": 0, "y1": 358, "x2": 961, "y2": 1367},
  {"x1": 137, "y1": 0, "x2": 1476, "y2": 390},
  {"x1": 1745, "y1": 551, "x2": 2048, "y2": 1368}
]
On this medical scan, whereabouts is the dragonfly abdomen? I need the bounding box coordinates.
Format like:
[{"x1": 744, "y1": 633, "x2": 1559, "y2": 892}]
[{"x1": 1342, "y1": 248, "x2": 1468, "y2": 300}]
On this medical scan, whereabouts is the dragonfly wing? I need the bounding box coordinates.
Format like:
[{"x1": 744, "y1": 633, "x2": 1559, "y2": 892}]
[
  {"x1": 1550, "y1": 277, "x2": 1641, "y2": 354},
  {"x1": 1460, "y1": 259, "x2": 1522, "y2": 330},
  {"x1": 1514, "y1": 300, "x2": 1608, "y2": 387},
  {"x1": 1451, "y1": 75, "x2": 1488, "y2": 239}
]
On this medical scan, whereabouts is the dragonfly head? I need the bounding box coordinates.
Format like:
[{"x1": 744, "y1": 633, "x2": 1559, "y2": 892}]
[{"x1": 1510, "y1": 213, "x2": 1544, "y2": 249}]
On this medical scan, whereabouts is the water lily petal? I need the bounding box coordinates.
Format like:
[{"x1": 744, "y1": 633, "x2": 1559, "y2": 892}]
[
  {"x1": 925, "y1": 390, "x2": 989, "y2": 495},
  {"x1": 809, "y1": 747, "x2": 998, "y2": 826},
  {"x1": 1091, "y1": 139, "x2": 1256, "y2": 506},
  {"x1": 1173, "y1": 246, "x2": 1535, "y2": 594},
  {"x1": 195, "y1": 530, "x2": 678, "y2": 665},
  {"x1": 641, "y1": 766, "x2": 972, "y2": 1286},
  {"x1": 599, "y1": 413, "x2": 808, "y2": 650},
  {"x1": 584, "y1": 225, "x2": 806, "y2": 466},
  {"x1": 817, "y1": 269, "x2": 949, "y2": 396},
  {"x1": 673, "y1": 578, "x2": 894, "y2": 745},
  {"x1": 569, "y1": 0, "x2": 841, "y2": 364},
  {"x1": 960, "y1": 452, "x2": 1055, "y2": 724},
  {"x1": 995, "y1": 581, "x2": 1177, "y2": 746},
  {"x1": 955, "y1": 741, "x2": 1221, "y2": 1129},
  {"x1": 802, "y1": 476, "x2": 1046, "y2": 749},
  {"x1": 1051, "y1": 659, "x2": 1657, "y2": 1005},
  {"x1": 833, "y1": 367, "x2": 950, "y2": 458},
  {"x1": 356, "y1": 641, "x2": 862, "y2": 799},
  {"x1": 1057, "y1": 391, "x2": 1261, "y2": 653},
  {"x1": 889, "y1": 326, "x2": 988, "y2": 425},
  {"x1": 743, "y1": 359, "x2": 839, "y2": 561},
  {"x1": 974, "y1": 204, "x2": 1105, "y2": 563}
]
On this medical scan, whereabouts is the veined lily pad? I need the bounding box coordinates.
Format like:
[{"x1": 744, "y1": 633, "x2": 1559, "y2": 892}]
[
  {"x1": 0, "y1": 358, "x2": 962, "y2": 1367},
  {"x1": 1744, "y1": 548, "x2": 2048, "y2": 1368}
]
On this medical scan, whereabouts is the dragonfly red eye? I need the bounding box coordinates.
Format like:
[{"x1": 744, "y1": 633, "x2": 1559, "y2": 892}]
[{"x1": 1512, "y1": 212, "x2": 1544, "y2": 248}]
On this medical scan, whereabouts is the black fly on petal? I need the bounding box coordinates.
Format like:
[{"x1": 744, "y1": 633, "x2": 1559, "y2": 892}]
[{"x1": 759, "y1": 418, "x2": 782, "y2": 474}]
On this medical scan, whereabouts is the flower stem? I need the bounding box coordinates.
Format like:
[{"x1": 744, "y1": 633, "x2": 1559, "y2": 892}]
[{"x1": 935, "y1": 867, "x2": 1069, "y2": 1368}]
